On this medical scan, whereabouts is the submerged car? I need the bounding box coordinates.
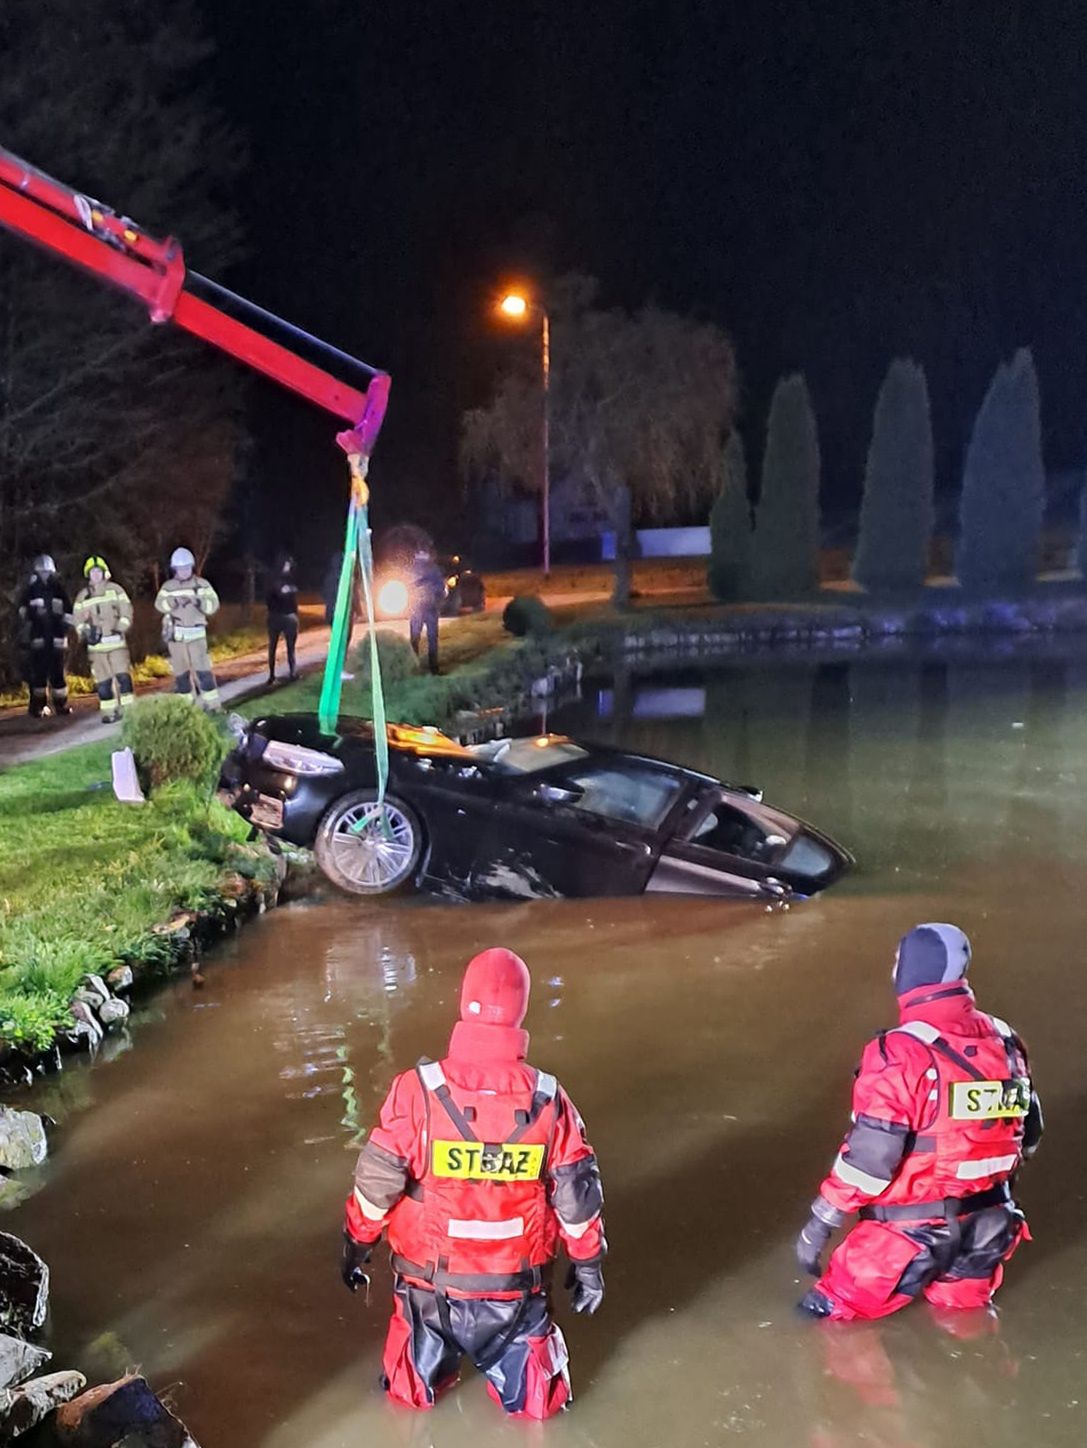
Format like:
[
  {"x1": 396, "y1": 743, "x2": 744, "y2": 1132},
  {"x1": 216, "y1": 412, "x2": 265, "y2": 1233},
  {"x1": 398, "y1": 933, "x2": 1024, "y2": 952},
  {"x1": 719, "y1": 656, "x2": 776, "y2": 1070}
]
[{"x1": 222, "y1": 714, "x2": 853, "y2": 903}]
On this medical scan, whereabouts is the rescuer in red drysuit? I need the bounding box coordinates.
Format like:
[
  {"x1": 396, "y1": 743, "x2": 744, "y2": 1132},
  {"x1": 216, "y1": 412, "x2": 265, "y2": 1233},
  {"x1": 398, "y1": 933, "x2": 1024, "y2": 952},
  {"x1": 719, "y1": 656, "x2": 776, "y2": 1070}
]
[
  {"x1": 341, "y1": 947, "x2": 605, "y2": 1418},
  {"x1": 795, "y1": 923, "x2": 1042, "y2": 1322}
]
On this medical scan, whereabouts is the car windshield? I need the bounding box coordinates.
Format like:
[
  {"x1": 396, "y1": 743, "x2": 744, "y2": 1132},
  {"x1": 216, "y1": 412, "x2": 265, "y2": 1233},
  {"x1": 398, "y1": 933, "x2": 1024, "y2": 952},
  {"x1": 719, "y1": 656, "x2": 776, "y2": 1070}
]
[{"x1": 470, "y1": 737, "x2": 590, "y2": 774}]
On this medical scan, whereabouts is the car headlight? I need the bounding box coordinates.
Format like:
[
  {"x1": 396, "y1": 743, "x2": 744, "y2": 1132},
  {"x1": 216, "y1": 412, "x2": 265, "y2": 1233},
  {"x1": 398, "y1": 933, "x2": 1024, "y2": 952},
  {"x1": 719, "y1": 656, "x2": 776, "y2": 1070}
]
[
  {"x1": 262, "y1": 740, "x2": 345, "y2": 777},
  {"x1": 378, "y1": 579, "x2": 409, "y2": 616}
]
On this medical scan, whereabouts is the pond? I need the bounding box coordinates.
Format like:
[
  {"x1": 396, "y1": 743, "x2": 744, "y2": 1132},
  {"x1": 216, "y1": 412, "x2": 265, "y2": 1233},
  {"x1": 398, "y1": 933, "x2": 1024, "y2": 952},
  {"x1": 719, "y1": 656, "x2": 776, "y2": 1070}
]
[{"x1": 15, "y1": 645, "x2": 1087, "y2": 1446}]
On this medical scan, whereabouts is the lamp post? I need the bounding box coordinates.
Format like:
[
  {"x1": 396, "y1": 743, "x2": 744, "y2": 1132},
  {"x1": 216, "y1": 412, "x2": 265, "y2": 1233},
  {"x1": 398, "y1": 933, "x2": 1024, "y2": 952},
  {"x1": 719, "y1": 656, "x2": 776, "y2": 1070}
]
[{"x1": 498, "y1": 290, "x2": 551, "y2": 576}]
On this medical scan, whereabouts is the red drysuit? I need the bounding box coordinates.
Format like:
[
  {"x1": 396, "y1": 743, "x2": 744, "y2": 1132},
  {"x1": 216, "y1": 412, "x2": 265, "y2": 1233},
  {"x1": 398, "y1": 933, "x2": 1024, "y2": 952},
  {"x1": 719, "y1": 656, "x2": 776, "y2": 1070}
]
[
  {"x1": 804, "y1": 980, "x2": 1041, "y2": 1321},
  {"x1": 344, "y1": 948, "x2": 605, "y2": 1417}
]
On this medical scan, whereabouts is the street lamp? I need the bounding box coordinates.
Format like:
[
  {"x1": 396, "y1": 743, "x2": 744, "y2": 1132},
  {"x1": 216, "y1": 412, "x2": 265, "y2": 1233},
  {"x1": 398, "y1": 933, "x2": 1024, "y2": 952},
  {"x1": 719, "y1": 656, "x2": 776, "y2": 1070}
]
[{"x1": 497, "y1": 289, "x2": 551, "y2": 576}]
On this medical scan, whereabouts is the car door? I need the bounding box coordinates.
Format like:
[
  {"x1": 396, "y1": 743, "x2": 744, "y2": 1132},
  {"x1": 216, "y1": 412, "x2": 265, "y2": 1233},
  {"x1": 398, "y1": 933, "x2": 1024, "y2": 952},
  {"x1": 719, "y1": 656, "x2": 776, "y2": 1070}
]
[
  {"x1": 648, "y1": 787, "x2": 795, "y2": 899},
  {"x1": 472, "y1": 758, "x2": 688, "y2": 900},
  {"x1": 650, "y1": 788, "x2": 851, "y2": 898}
]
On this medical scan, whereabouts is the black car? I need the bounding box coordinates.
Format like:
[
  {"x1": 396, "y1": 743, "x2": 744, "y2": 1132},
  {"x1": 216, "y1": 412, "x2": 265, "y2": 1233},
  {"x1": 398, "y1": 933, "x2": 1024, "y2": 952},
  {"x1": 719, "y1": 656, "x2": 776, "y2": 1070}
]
[{"x1": 222, "y1": 713, "x2": 853, "y2": 903}]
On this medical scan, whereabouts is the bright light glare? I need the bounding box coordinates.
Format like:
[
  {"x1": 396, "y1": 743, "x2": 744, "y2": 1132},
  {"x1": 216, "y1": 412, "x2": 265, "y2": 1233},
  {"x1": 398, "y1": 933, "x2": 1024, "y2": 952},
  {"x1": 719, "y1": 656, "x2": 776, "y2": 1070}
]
[
  {"x1": 378, "y1": 579, "x2": 409, "y2": 616},
  {"x1": 499, "y1": 292, "x2": 529, "y2": 318}
]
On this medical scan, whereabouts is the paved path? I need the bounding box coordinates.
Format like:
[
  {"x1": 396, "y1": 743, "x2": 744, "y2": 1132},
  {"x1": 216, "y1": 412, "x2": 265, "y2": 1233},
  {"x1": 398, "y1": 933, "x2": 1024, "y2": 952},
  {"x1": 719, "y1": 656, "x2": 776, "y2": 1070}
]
[
  {"x1": 0, "y1": 616, "x2": 425, "y2": 769},
  {"x1": 0, "y1": 627, "x2": 333, "y2": 769}
]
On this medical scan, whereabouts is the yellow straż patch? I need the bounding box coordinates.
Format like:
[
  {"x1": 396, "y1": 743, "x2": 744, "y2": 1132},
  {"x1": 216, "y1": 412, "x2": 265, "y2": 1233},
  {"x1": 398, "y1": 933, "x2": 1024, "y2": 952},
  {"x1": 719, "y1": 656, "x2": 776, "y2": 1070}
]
[
  {"x1": 432, "y1": 1141, "x2": 545, "y2": 1181},
  {"x1": 948, "y1": 1079, "x2": 1031, "y2": 1120}
]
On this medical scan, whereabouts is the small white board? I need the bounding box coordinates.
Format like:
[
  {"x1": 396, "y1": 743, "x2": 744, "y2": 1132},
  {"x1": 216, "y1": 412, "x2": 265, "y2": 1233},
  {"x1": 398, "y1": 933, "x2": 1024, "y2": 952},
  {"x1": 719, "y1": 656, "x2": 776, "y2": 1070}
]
[{"x1": 111, "y1": 747, "x2": 146, "y2": 804}]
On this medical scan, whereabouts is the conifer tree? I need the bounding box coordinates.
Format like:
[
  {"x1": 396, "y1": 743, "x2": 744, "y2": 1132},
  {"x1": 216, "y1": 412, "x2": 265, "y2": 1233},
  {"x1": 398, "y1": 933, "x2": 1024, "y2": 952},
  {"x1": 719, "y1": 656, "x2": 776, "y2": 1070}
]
[
  {"x1": 707, "y1": 432, "x2": 752, "y2": 601},
  {"x1": 750, "y1": 375, "x2": 820, "y2": 598},
  {"x1": 956, "y1": 349, "x2": 1045, "y2": 592},
  {"x1": 852, "y1": 359, "x2": 934, "y2": 592}
]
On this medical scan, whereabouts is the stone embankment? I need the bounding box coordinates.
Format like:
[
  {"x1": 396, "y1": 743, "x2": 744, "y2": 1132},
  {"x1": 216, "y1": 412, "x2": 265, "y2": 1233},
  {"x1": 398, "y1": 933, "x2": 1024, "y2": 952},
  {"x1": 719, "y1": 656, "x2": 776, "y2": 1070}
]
[
  {"x1": 594, "y1": 592, "x2": 1087, "y2": 661},
  {"x1": 0, "y1": 1113, "x2": 207, "y2": 1440},
  {"x1": 0, "y1": 860, "x2": 287, "y2": 1092}
]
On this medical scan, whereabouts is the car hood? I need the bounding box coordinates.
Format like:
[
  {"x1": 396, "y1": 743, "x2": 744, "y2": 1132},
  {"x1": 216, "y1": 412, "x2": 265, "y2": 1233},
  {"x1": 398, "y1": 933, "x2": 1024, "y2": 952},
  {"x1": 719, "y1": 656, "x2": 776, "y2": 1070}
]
[{"x1": 246, "y1": 713, "x2": 479, "y2": 764}]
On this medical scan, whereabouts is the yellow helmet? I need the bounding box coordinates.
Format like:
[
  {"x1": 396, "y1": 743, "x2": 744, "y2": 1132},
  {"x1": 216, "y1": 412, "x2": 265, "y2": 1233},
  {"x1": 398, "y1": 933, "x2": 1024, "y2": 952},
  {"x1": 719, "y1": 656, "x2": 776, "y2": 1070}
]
[{"x1": 83, "y1": 555, "x2": 110, "y2": 579}]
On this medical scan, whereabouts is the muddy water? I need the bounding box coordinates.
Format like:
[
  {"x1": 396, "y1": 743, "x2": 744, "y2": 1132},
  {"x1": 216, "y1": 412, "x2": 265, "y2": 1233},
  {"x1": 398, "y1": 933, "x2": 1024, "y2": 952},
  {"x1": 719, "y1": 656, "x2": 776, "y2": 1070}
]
[{"x1": 16, "y1": 649, "x2": 1087, "y2": 1447}]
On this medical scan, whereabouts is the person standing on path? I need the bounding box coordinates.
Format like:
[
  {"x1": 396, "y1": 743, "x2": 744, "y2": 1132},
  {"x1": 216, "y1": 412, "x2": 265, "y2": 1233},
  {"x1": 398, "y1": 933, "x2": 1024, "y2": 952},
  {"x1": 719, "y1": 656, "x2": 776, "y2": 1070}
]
[
  {"x1": 408, "y1": 548, "x2": 446, "y2": 674},
  {"x1": 72, "y1": 555, "x2": 134, "y2": 724},
  {"x1": 154, "y1": 547, "x2": 222, "y2": 711},
  {"x1": 17, "y1": 554, "x2": 73, "y2": 718},
  {"x1": 341, "y1": 947, "x2": 606, "y2": 1419},
  {"x1": 265, "y1": 554, "x2": 299, "y2": 683}
]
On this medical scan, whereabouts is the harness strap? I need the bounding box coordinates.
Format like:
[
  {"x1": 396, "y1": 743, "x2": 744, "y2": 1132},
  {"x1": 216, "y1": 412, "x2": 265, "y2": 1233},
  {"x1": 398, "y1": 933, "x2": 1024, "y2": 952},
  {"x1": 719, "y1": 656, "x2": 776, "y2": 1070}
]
[
  {"x1": 892, "y1": 1020, "x2": 988, "y2": 1080},
  {"x1": 860, "y1": 1181, "x2": 1012, "y2": 1223},
  {"x1": 391, "y1": 1253, "x2": 545, "y2": 1294},
  {"x1": 507, "y1": 1070, "x2": 558, "y2": 1145},
  {"x1": 989, "y1": 1015, "x2": 1024, "y2": 1078},
  {"x1": 416, "y1": 1059, "x2": 479, "y2": 1143}
]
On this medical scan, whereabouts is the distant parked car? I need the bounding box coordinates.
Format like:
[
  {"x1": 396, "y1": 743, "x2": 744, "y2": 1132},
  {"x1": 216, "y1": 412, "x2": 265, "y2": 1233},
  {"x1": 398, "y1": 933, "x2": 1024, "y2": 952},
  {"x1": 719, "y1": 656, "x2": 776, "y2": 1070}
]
[
  {"x1": 222, "y1": 715, "x2": 853, "y2": 903},
  {"x1": 375, "y1": 555, "x2": 486, "y2": 621}
]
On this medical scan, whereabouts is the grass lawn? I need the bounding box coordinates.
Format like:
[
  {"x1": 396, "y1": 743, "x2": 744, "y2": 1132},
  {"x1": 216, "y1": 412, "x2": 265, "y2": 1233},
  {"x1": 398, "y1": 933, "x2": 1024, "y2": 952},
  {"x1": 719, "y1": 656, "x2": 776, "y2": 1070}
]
[
  {"x1": 0, "y1": 740, "x2": 274, "y2": 1052},
  {"x1": 241, "y1": 612, "x2": 515, "y2": 726}
]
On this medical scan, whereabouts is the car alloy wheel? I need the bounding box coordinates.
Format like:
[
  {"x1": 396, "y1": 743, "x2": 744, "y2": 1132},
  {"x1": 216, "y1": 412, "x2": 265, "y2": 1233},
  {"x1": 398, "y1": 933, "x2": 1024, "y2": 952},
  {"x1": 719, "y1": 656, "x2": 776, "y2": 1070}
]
[{"x1": 314, "y1": 789, "x2": 423, "y2": 896}]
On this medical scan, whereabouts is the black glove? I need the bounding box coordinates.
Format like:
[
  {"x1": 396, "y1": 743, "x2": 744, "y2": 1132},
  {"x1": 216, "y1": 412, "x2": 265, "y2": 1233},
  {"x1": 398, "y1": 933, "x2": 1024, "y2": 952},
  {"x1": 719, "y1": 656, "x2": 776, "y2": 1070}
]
[
  {"x1": 566, "y1": 1260, "x2": 605, "y2": 1315},
  {"x1": 341, "y1": 1234, "x2": 373, "y2": 1293},
  {"x1": 85, "y1": 625, "x2": 102, "y2": 647},
  {"x1": 796, "y1": 1197, "x2": 847, "y2": 1277}
]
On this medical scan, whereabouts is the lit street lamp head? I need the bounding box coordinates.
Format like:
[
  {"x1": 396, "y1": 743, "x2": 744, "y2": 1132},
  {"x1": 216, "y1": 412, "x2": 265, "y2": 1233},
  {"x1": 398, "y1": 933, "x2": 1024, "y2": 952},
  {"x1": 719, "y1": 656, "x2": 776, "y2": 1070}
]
[{"x1": 498, "y1": 292, "x2": 529, "y2": 319}]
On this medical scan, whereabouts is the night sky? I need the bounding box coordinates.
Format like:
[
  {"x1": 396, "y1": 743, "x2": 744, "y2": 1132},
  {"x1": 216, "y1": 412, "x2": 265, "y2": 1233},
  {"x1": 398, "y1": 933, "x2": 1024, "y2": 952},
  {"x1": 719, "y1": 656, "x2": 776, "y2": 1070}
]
[{"x1": 199, "y1": 0, "x2": 1087, "y2": 566}]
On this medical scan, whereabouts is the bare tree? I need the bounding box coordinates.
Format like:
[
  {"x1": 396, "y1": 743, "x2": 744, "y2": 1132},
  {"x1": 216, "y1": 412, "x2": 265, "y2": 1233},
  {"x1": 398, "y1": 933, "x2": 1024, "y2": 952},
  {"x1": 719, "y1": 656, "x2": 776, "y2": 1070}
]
[
  {"x1": 0, "y1": 0, "x2": 247, "y2": 618},
  {"x1": 463, "y1": 276, "x2": 738, "y2": 605}
]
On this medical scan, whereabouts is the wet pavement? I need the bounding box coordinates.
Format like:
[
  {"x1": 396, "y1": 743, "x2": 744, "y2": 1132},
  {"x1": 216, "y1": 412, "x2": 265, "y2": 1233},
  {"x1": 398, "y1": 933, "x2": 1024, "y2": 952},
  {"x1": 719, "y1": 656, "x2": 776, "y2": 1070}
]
[{"x1": 14, "y1": 646, "x2": 1087, "y2": 1447}]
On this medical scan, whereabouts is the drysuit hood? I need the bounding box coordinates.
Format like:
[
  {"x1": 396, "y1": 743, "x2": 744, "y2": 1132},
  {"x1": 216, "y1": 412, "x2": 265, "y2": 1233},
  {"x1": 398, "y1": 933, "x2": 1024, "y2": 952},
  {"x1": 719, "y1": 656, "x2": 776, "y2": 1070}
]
[
  {"x1": 894, "y1": 923, "x2": 972, "y2": 996},
  {"x1": 448, "y1": 948, "x2": 531, "y2": 1064},
  {"x1": 459, "y1": 948, "x2": 531, "y2": 1027}
]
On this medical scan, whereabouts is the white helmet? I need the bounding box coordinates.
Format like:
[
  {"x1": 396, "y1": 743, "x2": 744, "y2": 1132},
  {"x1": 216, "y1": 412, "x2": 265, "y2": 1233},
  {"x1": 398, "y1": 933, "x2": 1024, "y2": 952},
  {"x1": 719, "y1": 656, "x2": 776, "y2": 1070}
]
[
  {"x1": 32, "y1": 554, "x2": 56, "y2": 576},
  {"x1": 170, "y1": 547, "x2": 196, "y2": 571}
]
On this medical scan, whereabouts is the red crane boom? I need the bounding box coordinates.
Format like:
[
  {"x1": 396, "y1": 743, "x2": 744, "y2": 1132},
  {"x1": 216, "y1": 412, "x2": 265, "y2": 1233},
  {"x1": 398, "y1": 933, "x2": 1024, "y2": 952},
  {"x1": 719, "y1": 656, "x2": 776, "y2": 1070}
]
[{"x1": 0, "y1": 147, "x2": 390, "y2": 456}]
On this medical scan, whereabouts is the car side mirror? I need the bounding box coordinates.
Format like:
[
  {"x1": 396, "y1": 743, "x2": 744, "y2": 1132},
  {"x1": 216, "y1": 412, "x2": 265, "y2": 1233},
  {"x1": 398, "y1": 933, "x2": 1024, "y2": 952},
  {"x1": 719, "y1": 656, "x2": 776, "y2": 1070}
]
[{"x1": 536, "y1": 781, "x2": 584, "y2": 807}]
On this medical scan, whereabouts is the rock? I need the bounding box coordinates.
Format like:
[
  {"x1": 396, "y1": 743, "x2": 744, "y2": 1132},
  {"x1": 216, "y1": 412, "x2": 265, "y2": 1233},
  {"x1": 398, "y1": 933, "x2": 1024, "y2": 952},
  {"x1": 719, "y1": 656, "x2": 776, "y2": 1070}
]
[
  {"x1": 0, "y1": 1334, "x2": 49, "y2": 1390},
  {"x1": 105, "y1": 965, "x2": 134, "y2": 995},
  {"x1": 66, "y1": 1003, "x2": 103, "y2": 1052},
  {"x1": 0, "y1": 1235, "x2": 49, "y2": 1335},
  {"x1": 0, "y1": 1368, "x2": 84, "y2": 1438},
  {"x1": 55, "y1": 1375, "x2": 200, "y2": 1447},
  {"x1": 95, "y1": 997, "x2": 130, "y2": 1029},
  {"x1": 79, "y1": 975, "x2": 112, "y2": 1008},
  {"x1": 0, "y1": 1109, "x2": 48, "y2": 1172}
]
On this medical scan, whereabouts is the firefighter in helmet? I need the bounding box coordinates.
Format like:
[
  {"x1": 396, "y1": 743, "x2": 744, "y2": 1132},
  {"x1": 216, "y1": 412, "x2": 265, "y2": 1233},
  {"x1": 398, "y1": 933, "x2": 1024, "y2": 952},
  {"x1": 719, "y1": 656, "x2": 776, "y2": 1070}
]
[
  {"x1": 342, "y1": 947, "x2": 606, "y2": 1419},
  {"x1": 73, "y1": 556, "x2": 134, "y2": 724},
  {"x1": 796, "y1": 923, "x2": 1042, "y2": 1321},
  {"x1": 16, "y1": 554, "x2": 73, "y2": 718},
  {"x1": 154, "y1": 547, "x2": 221, "y2": 711}
]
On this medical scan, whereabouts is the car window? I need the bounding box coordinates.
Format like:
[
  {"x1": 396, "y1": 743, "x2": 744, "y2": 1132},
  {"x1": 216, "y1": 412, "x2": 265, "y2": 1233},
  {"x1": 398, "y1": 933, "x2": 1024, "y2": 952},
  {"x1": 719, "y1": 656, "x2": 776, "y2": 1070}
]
[
  {"x1": 560, "y1": 764, "x2": 683, "y2": 829},
  {"x1": 686, "y1": 800, "x2": 772, "y2": 862},
  {"x1": 777, "y1": 833, "x2": 836, "y2": 880}
]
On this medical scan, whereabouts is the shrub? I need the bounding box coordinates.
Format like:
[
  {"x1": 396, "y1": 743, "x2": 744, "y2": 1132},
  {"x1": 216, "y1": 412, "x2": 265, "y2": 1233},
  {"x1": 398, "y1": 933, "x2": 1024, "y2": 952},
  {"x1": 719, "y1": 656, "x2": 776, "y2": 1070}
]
[
  {"x1": 122, "y1": 695, "x2": 229, "y2": 794},
  {"x1": 503, "y1": 595, "x2": 553, "y2": 638},
  {"x1": 707, "y1": 432, "x2": 752, "y2": 601},
  {"x1": 350, "y1": 629, "x2": 420, "y2": 685}
]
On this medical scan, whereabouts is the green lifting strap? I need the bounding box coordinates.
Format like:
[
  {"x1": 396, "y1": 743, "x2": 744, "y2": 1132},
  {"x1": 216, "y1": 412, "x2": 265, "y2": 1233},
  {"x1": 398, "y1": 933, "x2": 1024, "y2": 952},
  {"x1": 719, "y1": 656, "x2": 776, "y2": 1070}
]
[
  {"x1": 354, "y1": 500, "x2": 389, "y2": 804},
  {"x1": 317, "y1": 478, "x2": 389, "y2": 808}
]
